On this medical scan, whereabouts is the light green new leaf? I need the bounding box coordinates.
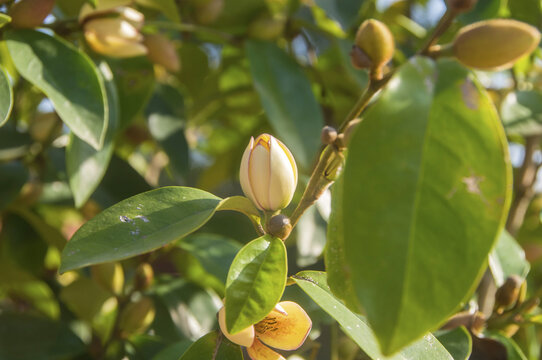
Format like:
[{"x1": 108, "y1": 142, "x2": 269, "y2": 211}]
[
  {"x1": 489, "y1": 231, "x2": 530, "y2": 286},
  {"x1": 67, "y1": 62, "x2": 118, "y2": 208},
  {"x1": 339, "y1": 57, "x2": 511, "y2": 354},
  {"x1": 0, "y1": 14, "x2": 11, "y2": 29},
  {"x1": 60, "y1": 187, "x2": 221, "y2": 273},
  {"x1": 5, "y1": 30, "x2": 107, "y2": 150},
  {"x1": 0, "y1": 66, "x2": 13, "y2": 127},
  {"x1": 435, "y1": 327, "x2": 472, "y2": 360},
  {"x1": 225, "y1": 235, "x2": 287, "y2": 334},
  {"x1": 293, "y1": 271, "x2": 453, "y2": 360},
  {"x1": 246, "y1": 40, "x2": 324, "y2": 169},
  {"x1": 179, "y1": 331, "x2": 242, "y2": 360}
]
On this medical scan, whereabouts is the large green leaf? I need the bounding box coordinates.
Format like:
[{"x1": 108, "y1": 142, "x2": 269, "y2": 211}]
[
  {"x1": 0, "y1": 312, "x2": 85, "y2": 360},
  {"x1": 67, "y1": 62, "x2": 118, "y2": 208},
  {"x1": 246, "y1": 40, "x2": 324, "y2": 169},
  {"x1": 0, "y1": 65, "x2": 13, "y2": 127},
  {"x1": 179, "y1": 331, "x2": 243, "y2": 360},
  {"x1": 5, "y1": 30, "x2": 107, "y2": 150},
  {"x1": 435, "y1": 327, "x2": 472, "y2": 360},
  {"x1": 225, "y1": 235, "x2": 287, "y2": 334},
  {"x1": 293, "y1": 271, "x2": 453, "y2": 360},
  {"x1": 500, "y1": 90, "x2": 542, "y2": 136},
  {"x1": 489, "y1": 231, "x2": 530, "y2": 286},
  {"x1": 59, "y1": 187, "x2": 222, "y2": 273},
  {"x1": 338, "y1": 57, "x2": 511, "y2": 354}
]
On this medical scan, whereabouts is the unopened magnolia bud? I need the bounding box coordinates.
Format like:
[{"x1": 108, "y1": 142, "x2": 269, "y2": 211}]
[
  {"x1": 266, "y1": 214, "x2": 292, "y2": 239},
  {"x1": 143, "y1": 34, "x2": 181, "y2": 72},
  {"x1": 134, "y1": 263, "x2": 154, "y2": 291},
  {"x1": 453, "y1": 19, "x2": 541, "y2": 71},
  {"x1": 119, "y1": 297, "x2": 156, "y2": 335},
  {"x1": 350, "y1": 45, "x2": 372, "y2": 70},
  {"x1": 9, "y1": 0, "x2": 55, "y2": 29},
  {"x1": 194, "y1": 0, "x2": 224, "y2": 25},
  {"x1": 248, "y1": 12, "x2": 286, "y2": 40},
  {"x1": 354, "y1": 19, "x2": 394, "y2": 77},
  {"x1": 446, "y1": 0, "x2": 477, "y2": 13},
  {"x1": 495, "y1": 275, "x2": 522, "y2": 311},
  {"x1": 321, "y1": 126, "x2": 338, "y2": 145},
  {"x1": 84, "y1": 17, "x2": 147, "y2": 58},
  {"x1": 240, "y1": 134, "x2": 298, "y2": 211},
  {"x1": 91, "y1": 262, "x2": 125, "y2": 295}
]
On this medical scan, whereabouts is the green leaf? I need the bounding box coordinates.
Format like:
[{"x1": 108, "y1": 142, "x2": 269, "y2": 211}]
[
  {"x1": 489, "y1": 231, "x2": 530, "y2": 286},
  {"x1": 0, "y1": 161, "x2": 28, "y2": 211},
  {"x1": 135, "y1": 0, "x2": 180, "y2": 22},
  {"x1": 501, "y1": 90, "x2": 542, "y2": 136},
  {"x1": 179, "y1": 233, "x2": 242, "y2": 285},
  {"x1": 153, "y1": 341, "x2": 192, "y2": 360},
  {"x1": 489, "y1": 334, "x2": 528, "y2": 360},
  {"x1": 314, "y1": 0, "x2": 360, "y2": 29},
  {"x1": 59, "y1": 187, "x2": 222, "y2": 273},
  {"x1": 5, "y1": 30, "x2": 107, "y2": 150},
  {"x1": 0, "y1": 14, "x2": 11, "y2": 29},
  {"x1": 67, "y1": 62, "x2": 118, "y2": 208},
  {"x1": 509, "y1": 0, "x2": 541, "y2": 26},
  {"x1": 179, "y1": 331, "x2": 243, "y2": 360},
  {"x1": 225, "y1": 235, "x2": 287, "y2": 334},
  {"x1": 216, "y1": 196, "x2": 262, "y2": 231},
  {"x1": 435, "y1": 327, "x2": 472, "y2": 360},
  {"x1": 339, "y1": 57, "x2": 511, "y2": 354},
  {"x1": 0, "y1": 312, "x2": 85, "y2": 359},
  {"x1": 0, "y1": 65, "x2": 13, "y2": 127},
  {"x1": 293, "y1": 271, "x2": 453, "y2": 360},
  {"x1": 246, "y1": 40, "x2": 324, "y2": 169}
]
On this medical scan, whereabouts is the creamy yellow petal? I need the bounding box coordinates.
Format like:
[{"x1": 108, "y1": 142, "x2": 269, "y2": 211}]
[
  {"x1": 249, "y1": 141, "x2": 271, "y2": 209},
  {"x1": 218, "y1": 307, "x2": 255, "y2": 347},
  {"x1": 274, "y1": 138, "x2": 297, "y2": 185},
  {"x1": 240, "y1": 137, "x2": 262, "y2": 209},
  {"x1": 247, "y1": 338, "x2": 286, "y2": 360},
  {"x1": 255, "y1": 301, "x2": 312, "y2": 351},
  {"x1": 268, "y1": 137, "x2": 297, "y2": 210}
]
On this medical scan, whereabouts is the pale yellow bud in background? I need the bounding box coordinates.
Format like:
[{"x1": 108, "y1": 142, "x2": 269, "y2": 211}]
[
  {"x1": 143, "y1": 33, "x2": 181, "y2": 72},
  {"x1": 9, "y1": 0, "x2": 55, "y2": 29},
  {"x1": 118, "y1": 297, "x2": 156, "y2": 335},
  {"x1": 453, "y1": 19, "x2": 541, "y2": 71},
  {"x1": 84, "y1": 17, "x2": 147, "y2": 58},
  {"x1": 240, "y1": 134, "x2": 297, "y2": 211},
  {"x1": 91, "y1": 262, "x2": 124, "y2": 295}
]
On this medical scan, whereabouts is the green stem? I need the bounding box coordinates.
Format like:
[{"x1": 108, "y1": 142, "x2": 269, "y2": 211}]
[{"x1": 418, "y1": 9, "x2": 457, "y2": 56}]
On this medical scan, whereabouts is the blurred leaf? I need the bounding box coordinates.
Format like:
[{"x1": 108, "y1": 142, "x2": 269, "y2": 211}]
[
  {"x1": 211, "y1": 0, "x2": 266, "y2": 33},
  {"x1": 107, "y1": 57, "x2": 155, "y2": 129},
  {"x1": 179, "y1": 233, "x2": 242, "y2": 285},
  {"x1": 339, "y1": 57, "x2": 511, "y2": 354},
  {"x1": 508, "y1": 0, "x2": 541, "y2": 26},
  {"x1": 293, "y1": 271, "x2": 453, "y2": 360},
  {"x1": 146, "y1": 83, "x2": 189, "y2": 177},
  {"x1": 0, "y1": 312, "x2": 85, "y2": 360},
  {"x1": 459, "y1": 0, "x2": 502, "y2": 24},
  {"x1": 435, "y1": 327, "x2": 472, "y2": 360},
  {"x1": 0, "y1": 161, "x2": 28, "y2": 211},
  {"x1": 179, "y1": 331, "x2": 242, "y2": 360},
  {"x1": 470, "y1": 334, "x2": 507, "y2": 360},
  {"x1": 0, "y1": 123, "x2": 32, "y2": 161},
  {"x1": 60, "y1": 187, "x2": 221, "y2": 272},
  {"x1": 0, "y1": 65, "x2": 13, "y2": 127},
  {"x1": 489, "y1": 334, "x2": 528, "y2": 360},
  {"x1": 8, "y1": 207, "x2": 66, "y2": 250},
  {"x1": 314, "y1": 0, "x2": 360, "y2": 29},
  {"x1": 0, "y1": 14, "x2": 11, "y2": 29},
  {"x1": 501, "y1": 90, "x2": 542, "y2": 136},
  {"x1": 225, "y1": 234, "x2": 287, "y2": 334},
  {"x1": 6, "y1": 30, "x2": 107, "y2": 150},
  {"x1": 56, "y1": 0, "x2": 86, "y2": 17},
  {"x1": 489, "y1": 231, "x2": 530, "y2": 286},
  {"x1": 0, "y1": 262, "x2": 60, "y2": 319},
  {"x1": 152, "y1": 341, "x2": 192, "y2": 360},
  {"x1": 136, "y1": 0, "x2": 180, "y2": 22},
  {"x1": 246, "y1": 40, "x2": 324, "y2": 169},
  {"x1": 296, "y1": 205, "x2": 326, "y2": 267},
  {"x1": 67, "y1": 62, "x2": 119, "y2": 208}
]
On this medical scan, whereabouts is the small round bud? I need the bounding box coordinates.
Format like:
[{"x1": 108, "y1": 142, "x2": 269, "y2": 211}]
[
  {"x1": 248, "y1": 12, "x2": 287, "y2": 40},
  {"x1": 134, "y1": 263, "x2": 154, "y2": 291},
  {"x1": 119, "y1": 297, "x2": 156, "y2": 335},
  {"x1": 321, "y1": 126, "x2": 338, "y2": 145},
  {"x1": 9, "y1": 0, "x2": 55, "y2": 29},
  {"x1": 354, "y1": 19, "x2": 394, "y2": 78},
  {"x1": 143, "y1": 34, "x2": 181, "y2": 72},
  {"x1": 266, "y1": 214, "x2": 292, "y2": 240},
  {"x1": 446, "y1": 0, "x2": 477, "y2": 13},
  {"x1": 495, "y1": 275, "x2": 522, "y2": 311},
  {"x1": 453, "y1": 19, "x2": 541, "y2": 71},
  {"x1": 350, "y1": 45, "x2": 372, "y2": 70}
]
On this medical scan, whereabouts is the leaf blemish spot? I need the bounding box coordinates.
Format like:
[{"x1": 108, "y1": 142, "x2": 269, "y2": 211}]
[{"x1": 462, "y1": 175, "x2": 485, "y2": 194}]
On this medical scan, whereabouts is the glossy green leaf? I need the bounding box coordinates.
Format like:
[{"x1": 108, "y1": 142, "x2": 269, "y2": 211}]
[
  {"x1": 179, "y1": 331, "x2": 243, "y2": 360},
  {"x1": 225, "y1": 235, "x2": 287, "y2": 334},
  {"x1": 0, "y1": 161, "x2": 28, "y2": 211},
  {"x1": 5, "y1": 30, "x2": 107, "y2": 150},
  {"x1": 293, "y1": 271, "x2": 453, "y2": 360},
  {"x1": 0, "y1": 312, "x2": 85, "y2": 360},
  {"x1": 246, "y1": 40, "x2": 324, "y2": 169},
  {"x1": 59, "y1": 187, "x2": 222, "y2": 273},
  {"x1": 0, "y1": 65, "x2": 13, "y2": 127},
  {"x1": 179, "y1": 233, "x2": 242, "y2": 285},
  {"x1": 67, "y1": 62, "x2": 118, "y2": 208},
  {"x1": 340, "y1": 57, "x2": 511, "y2": 354},
  {"x1": 435, "y1": 327, "x2": 472, "y2": 360},
  {"x1": 501, "y1": 90, "x2": 542, "y2": 136},
  {"x1": 489, "y1": 231, "x2": 530, "y2": 286}
]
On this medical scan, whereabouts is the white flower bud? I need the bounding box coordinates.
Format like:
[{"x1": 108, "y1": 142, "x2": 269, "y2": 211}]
[{"x1": 240, "y1": 134, "x2": 297, "y2": 211}]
